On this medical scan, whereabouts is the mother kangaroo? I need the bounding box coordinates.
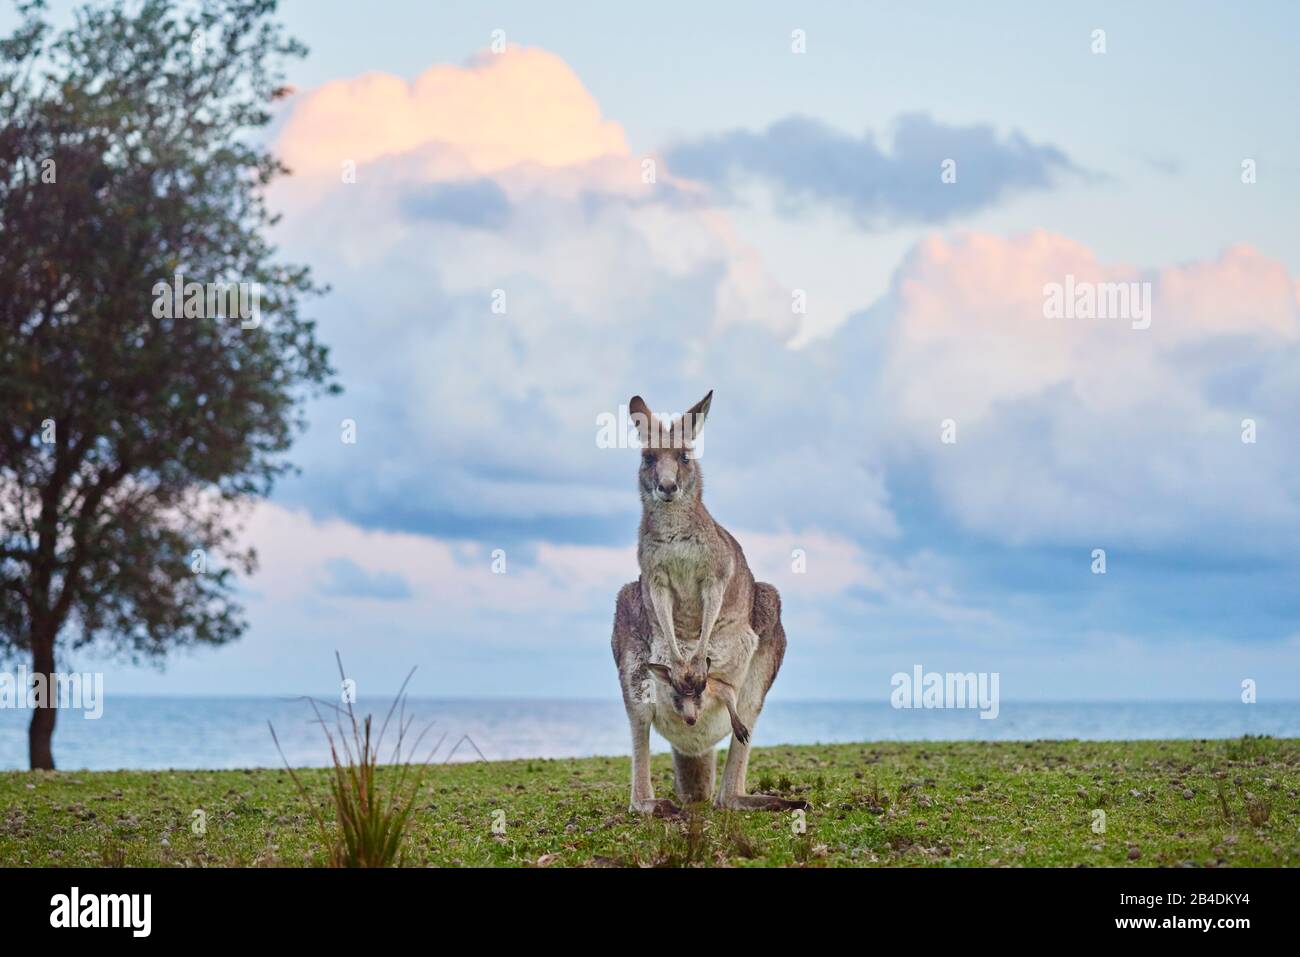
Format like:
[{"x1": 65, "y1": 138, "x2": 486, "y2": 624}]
[{"x1": 610, "y1": 391, "x2": 806, "y2": 815}]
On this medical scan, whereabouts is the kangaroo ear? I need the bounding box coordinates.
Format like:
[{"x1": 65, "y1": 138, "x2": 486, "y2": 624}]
[
  {"x1": 629, "y1": 395, "x2": 655, "y2": 447},
  {"x1": 681, "y1": 390, "x2": 712, "y2": 443}
]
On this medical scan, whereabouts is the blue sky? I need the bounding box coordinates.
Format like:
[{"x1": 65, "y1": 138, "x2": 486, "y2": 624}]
[{"x1": 9, "y1": 1, "x2": 1299, "y2": 701}]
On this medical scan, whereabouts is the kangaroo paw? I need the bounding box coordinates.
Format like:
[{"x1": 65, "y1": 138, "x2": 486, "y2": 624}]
[
  {"x1": 632, "y1": 798, "x2": 682, "y2": 818},
  {"x1": 773, "y1": 797, "x2": 811, "y2": 811},
  {"x1": 730, "y1": 718, "x2": 750, "y2": 745},
  {"x1": 716, "y1": 794, "x2": 809, "y2": 812}
]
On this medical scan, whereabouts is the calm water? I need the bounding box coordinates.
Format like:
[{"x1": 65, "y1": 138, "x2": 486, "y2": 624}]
[{"x1": 1, "y1": 698, "x2": 1297, "y2": 771}]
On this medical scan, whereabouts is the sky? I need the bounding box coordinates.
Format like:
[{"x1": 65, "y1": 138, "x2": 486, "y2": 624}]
[{"x1": 8, "y1": 1, "x2": 1300, "y2": 701}]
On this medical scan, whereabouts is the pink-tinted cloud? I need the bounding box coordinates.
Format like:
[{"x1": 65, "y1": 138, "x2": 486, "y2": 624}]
[
  {"x1": 880, "y1": 232, "x2": 1299, "y2": 424},
  {"x1": 276, "y1": 47, "x2": 629, "y2": 180},
  {"x1": 846, "y1": 231, "x2": 1300, "y2": 547},
  {"x1": 1156, "y1": 243, "x2": 1300, "y2": 342}
]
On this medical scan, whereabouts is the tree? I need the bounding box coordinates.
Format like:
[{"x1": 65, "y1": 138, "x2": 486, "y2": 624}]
[{"x1": 0, "y1": 0, "x2": 337, "y2": 768}]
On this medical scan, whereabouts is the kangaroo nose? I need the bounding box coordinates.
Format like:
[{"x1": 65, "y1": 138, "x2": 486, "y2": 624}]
[
  {"x1": 658, "y1": 481, "x2": 677, "y2": 496},
  {"x1": 684, "y1": 715, "x2": 696, "y2": 725}
]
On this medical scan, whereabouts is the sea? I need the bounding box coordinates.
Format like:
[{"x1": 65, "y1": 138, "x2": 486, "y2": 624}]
[{"x1": 1, "y1": 697, "x2": 1297, "y2": 771}]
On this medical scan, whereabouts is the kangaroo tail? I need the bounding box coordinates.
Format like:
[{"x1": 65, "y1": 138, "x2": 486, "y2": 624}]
[
  {"x1": 751, "y1": 581, "x2": 782, "y2": 637},
  {"x1": 611, "y1": 580, "x2": 644, "y2": 665},
  {"x1": 672, "y1": 747, "x2": 716, "y2": 804},
  {"x1": 751, "y1": 582, "x2": 787, "y2": 693}
]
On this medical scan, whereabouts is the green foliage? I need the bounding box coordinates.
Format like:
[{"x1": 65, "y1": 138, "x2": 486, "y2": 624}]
[
  {"x1": 0, "y1": 0, "x2": 337, "y2": 765},
  {"x1": 270, "y1": 660, "x2": 436, "y2": 868}
]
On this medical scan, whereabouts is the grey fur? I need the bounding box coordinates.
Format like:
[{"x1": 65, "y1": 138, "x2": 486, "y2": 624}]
[{"x1": 611, "y1": 393, "x2": 808, "y2": 813}]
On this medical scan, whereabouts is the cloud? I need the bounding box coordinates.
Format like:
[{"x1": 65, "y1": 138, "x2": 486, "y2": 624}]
[
  {"x1": 316, "y1": 557, "x2": 413, "y2": 600},
  {"x1": 270, "y1": 47, "x2": 1300, "y2": 567},
  {"x1": 234, "y1": 502, "x2": 998, "y2": 691},
  {"x1": 666, "y1": 112, "x2": 1086, "y2": 228},
  {"x1": 240, "y1": 47, "x2": 1300, "y2": 702},
  {"x1": 826, "y1": 232, "x2": 1300, "y2": 552},
  {"x1": 244, "y1": 503, "x2": 633, "y2": 616},
  {"x1": 276, "y1": 47, "x2": 628, "y2": 180},
  {"x1": 401, "y1": 179, "x2": 512, "y2": 229},
  {"x1": 267, "y1": 47, "x2": 890, "y2": 550}
]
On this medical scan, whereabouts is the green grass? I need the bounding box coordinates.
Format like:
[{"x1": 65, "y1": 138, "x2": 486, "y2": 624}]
[{"x1": 2, "y1": 737, "x2": 1297, "y2": 867}]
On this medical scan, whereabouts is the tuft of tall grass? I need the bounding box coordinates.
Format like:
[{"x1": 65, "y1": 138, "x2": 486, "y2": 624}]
[
  {"x1": 270, "y1": 654, "x2": 442, "y2": 867},
  {"x1": 644, "y1": 809, "x2": 766, "y2": 867},
  {"x1": 650, "y1": 808, "x2": 710, "y2": 867},
  {"x1": 1224, "y1": 734, "x2": 1275, "y2": 762},
  {"x1": 1245, "y1": 794, "x2": 1271, "y2": 827}
]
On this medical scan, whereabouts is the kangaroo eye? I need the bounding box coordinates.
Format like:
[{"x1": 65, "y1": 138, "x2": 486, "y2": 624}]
[
  {"x1": 678, "y1": 451, "x2": 690, "y2": 465},
  {"x1": 642, "y1": 452, "x2": 654, "y2": 466}
]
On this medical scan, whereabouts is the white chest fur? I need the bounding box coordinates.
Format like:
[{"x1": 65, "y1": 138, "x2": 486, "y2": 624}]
[
  {"x1": 647, "y1": 535, "x2": 709, "y2": 585},
  {"x1": 651, "y1": 695, "x2": 732, "y2": 755}
]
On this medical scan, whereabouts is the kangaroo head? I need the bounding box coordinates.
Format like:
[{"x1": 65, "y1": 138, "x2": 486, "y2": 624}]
[
  {"x1": 646, "y1": 657, "x2": 713, "y2": 725},
  {"x1": 628, "y1": 391, "x2": 711, "y2": 506}
]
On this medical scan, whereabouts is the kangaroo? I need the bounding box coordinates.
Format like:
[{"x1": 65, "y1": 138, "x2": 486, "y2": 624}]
[{"x1": 611, "y1": 391, "x2": 807, "y2": 815}]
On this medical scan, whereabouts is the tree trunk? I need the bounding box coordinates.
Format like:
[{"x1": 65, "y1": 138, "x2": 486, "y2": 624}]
[{"x1": 28, "y1": 642, "x2": 56, "y2": 770}]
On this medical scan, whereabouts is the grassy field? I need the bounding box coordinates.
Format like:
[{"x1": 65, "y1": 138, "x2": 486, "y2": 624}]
[{"x1": 1, "y1": 737, "x2": 1296, "y2": 867}]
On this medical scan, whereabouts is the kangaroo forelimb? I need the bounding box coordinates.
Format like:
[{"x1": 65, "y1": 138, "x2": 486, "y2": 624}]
[
  {"x1": 692, "y1": 576, "x2": 727, "y2": 676},
  {"x1": 706, "y1": 675, "x2": 749, "y2": 744}
]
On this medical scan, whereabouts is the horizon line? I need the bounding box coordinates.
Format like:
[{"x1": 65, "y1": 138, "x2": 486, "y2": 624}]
[{"x1": 35, "y1": 693, "x2": 1300, "y2": 705}]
